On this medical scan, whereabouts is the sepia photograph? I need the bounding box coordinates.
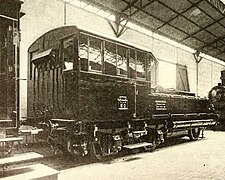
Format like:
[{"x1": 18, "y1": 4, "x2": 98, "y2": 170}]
[{"x1": 1, "y1": 0, "x2": 225, "y2": 179}]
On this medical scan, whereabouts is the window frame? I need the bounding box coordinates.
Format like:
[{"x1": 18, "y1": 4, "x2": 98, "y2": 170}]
[
  {"x1": 78, "y1": 32, "x2": 153, "y2": 81},
  {"x1": 88, "y1": 36, "x2": 103, "y2": 73},
  {"x1": 116, "y1": 44, "x2": 129, "y2": 77},
  {"x1": 104, "y1": 40, "x2": 117, "y2": 76}
]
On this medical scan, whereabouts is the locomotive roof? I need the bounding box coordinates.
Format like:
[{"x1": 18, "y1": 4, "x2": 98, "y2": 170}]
[
  {"x1": 28, "y1": 25, "x2": 156, "y2": 60},
  {"x1": 28, "y1": 26, "x2": 79, "y2": 53}
]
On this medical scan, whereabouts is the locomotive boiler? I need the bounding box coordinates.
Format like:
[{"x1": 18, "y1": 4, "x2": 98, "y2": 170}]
[
  {"x1": 27, "y1": 26, "x2": 217, "y2": 160},
  {"x1": 208, "y1": 70, "x2": 225, "y2": 129}
]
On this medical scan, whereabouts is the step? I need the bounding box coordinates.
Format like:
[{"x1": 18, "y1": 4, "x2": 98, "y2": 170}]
[
  {"x1": 0, "y1": 152, "x2": 43, "y2": 167},
  {"x1": 123, "y1": 142, "x2": 153, "y2": 149},
  {"x1": 0, "y1": 120, "x2": 12, "y2": 123},
  {"x1": 1, "y1": 163, "x2": 59, "y2": 180},
  {"x1": 132, "y1": 130, "x2": 147, "y2": 134},
  {"x1": 0, "y1": 137, "x2": 23, "y2": 142},
  {"x1": 20, "y1": 129, "x2": 43, "y2": 135}
]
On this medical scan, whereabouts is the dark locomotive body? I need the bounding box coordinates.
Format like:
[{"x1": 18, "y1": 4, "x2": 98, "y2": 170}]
[
  {"x1": 27, "y1": 26, "x2": 217, "y2": 159},
  {"x1": 0, "y1": 0, "x2": 23, "y2": 157}
]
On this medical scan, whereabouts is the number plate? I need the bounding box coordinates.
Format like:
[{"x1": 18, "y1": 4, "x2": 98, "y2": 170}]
[
  {"x1": 118, "y1": 96, "x2": 128, "y2": 110},
  {"x1": 155, "y1": 100, "x2": 167, "y2": 111}
]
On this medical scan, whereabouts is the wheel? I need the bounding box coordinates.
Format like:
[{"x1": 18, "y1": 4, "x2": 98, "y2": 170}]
[
  {"x1": 90, "y1": 142, "x2": 105, "y2": 161},
  {"x1": 188, "y1": 128, "x2": 201, "y2": 141},
  {"x1": 88, "y1": 133, "x2": 118, "y2": 161},
  {"x1": 87, "y1": 142, "x2": 113, "y2": 161},
  {"x1": 140, "y1": 128, "x2": 158, "y2": 152}
]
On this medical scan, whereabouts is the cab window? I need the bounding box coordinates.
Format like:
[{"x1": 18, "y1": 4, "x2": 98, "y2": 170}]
[
  {"x1": 117, "y1": 45, "x2": 127, "y2": 77},
  {"x1": 89, "y1": 36, "x2": 102, "y2": 72},
  {"x1": 63, "y1": 37, "x2": 74, "y2": 71},
  {"x1": 129, "y1": 49, "x2": 136, "y2": 79},
  {"x1": 79, "y1": 34, "x2": 88, "y2": 71},
  {"x1": 104, "y1": 41, "x2": 117, "y2": 75},
  {"x1": 136, "y1": 51, "x2": 146, "y2": 79}
]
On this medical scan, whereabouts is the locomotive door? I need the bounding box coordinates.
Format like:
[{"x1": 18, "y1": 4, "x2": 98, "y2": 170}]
[
  {"x1": 135, "y1": 52, "x2": 153, "y2": 119},
  {"x1": 61, "y1": 34, "x2": 79, "y2": 118}
]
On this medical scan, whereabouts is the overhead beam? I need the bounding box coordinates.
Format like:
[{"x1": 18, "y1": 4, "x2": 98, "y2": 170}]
[
  {"x1": 120, "y1": 0, "x2": 204, "y2": 44},
  {"x1": 155, "y1": 0, "x2": 199, "y2": 31},
  {"x1": 128, "y1": 0, "x2": 156, "y2": 18},
  {"x1": 122, "y1": 0, "x2": 139, "y2": 14},
  {"x1": 75, "y1": 0, "x2": 225, "y2": 61},
  {"x1": 180, "y1": 0, "x2": 225, "y2": 44},
  {"x1": 108, "y1": 0, "x2": 155, "y2": 38},
  {"x1": 155, "y1": 0, "x2": 221, "y2": 47},
  {"x1": 197, "y1": 34, "x2": 225, "y2": 51}
]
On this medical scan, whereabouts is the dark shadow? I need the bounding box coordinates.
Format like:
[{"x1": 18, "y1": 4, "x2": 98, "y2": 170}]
[{"x1": 123, "y1": 157, "x2": 142, "y2": 162}]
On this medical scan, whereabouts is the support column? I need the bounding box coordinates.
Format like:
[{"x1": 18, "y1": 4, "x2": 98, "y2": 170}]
[
  {"x1": 193, "y1": 50, "x2": 203, "y2": 96},
  {"x1": 64, "y1": 2, "x2": 67, "y2": 25}
]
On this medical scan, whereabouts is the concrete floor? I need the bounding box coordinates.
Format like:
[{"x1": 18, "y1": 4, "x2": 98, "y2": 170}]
[{"x1": 58, "y1": 130, "x2": 225, "y2": 180}]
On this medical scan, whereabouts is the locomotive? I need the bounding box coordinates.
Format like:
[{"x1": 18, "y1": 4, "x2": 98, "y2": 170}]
[
  {"x1": 208, "y1": 70, "x2": 225, "y2": 129},
  {"x1": 27, "y1": 26, "x2": 217, "y2": 160}
]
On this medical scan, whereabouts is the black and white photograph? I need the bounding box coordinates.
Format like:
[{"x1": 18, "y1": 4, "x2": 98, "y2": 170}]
[{"x1": 1, "y1": 0, "x2": 225, "y2": 179}]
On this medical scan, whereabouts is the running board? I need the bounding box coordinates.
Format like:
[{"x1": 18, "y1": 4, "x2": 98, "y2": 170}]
[
  {"x1": 172, "y1": 119, "x2": 216, "y2": 129},
  {"x1": 123, "y1": 142, "x2": 153, "y2": 149}
]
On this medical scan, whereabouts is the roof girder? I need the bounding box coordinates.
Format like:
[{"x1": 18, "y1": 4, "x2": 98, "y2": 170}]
[{"x1": 68, "y1": 0, "x2": 225, "y2": 61}]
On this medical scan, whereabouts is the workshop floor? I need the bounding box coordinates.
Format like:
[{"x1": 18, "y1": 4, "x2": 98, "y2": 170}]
[{"x1": 58, "y1": 130, "x2": 225, "y2": 180}]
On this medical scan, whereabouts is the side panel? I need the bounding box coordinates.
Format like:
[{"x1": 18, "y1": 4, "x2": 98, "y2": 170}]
[{"x1": 79, "y1": 72, "x2": 135, "y2": 122}]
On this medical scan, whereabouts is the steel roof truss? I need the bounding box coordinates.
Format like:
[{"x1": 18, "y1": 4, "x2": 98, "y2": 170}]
[
  {"x1": 79, "y1": 0, "x2": 225, "y2": 61},
  {"x1": 121, "y1": 0, "x2": 210, "y2": 46},
  {"x1": 108, "y1": 15, "x2": 129, "y2": 37},
  {"x1": 156, "y1": 0, "x2": 220, "y2": 46}
]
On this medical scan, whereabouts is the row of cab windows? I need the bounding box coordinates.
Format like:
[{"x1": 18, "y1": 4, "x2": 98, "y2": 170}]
[{"x1": 64, "y1": 33, "x2": 153, "y2": 80}]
